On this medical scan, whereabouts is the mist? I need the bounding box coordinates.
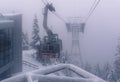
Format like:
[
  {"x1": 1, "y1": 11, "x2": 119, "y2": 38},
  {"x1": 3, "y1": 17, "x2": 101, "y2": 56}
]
[{"x1": 0, "y1": 0, "x2": 120, "y2": 65}]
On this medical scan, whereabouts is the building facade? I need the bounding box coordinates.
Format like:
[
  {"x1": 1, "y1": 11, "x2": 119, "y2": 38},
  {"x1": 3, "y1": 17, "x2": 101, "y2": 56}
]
[{"x1": 0, "y1": 13, "x2": 22, "y2": 80}]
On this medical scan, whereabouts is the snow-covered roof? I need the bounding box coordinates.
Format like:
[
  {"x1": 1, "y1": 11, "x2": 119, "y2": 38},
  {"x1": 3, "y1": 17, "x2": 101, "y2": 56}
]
[
  {"x1": 0, "y1": 20, "x2": 14, "y2": 29},
  {"x1": 0, "y1": 13, "x2": 22, "y2": 29},
  {"x1": 3, "y1": 13, "x2": 21, "y2": 17}
]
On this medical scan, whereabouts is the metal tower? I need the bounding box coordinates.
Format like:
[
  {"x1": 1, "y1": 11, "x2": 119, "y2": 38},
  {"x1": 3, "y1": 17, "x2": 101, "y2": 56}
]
[{"x1": 66, "y1": 17, "x2": 85, "y2": 67}]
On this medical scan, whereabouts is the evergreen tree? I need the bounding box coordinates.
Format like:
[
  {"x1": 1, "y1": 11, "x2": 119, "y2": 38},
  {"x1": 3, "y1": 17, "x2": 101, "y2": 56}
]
[
  {"x1": 107, "y1": 70, "x2": 116, "y2": 82},
  {"x1": 31, "y1": 15, "x2": 40, "y2": 49},
  {"x1": 93, "y1": 63, "x2": 102, "y2": 78},
  {"x1": 84, "y1": 62, "x2": 92, "y2": 73},
  {"x1": 22, "y1": 32, "x2": 29, "y2": 50},
  {"x1": 59, "y1": 51, "x2": 68, "y2": 63},
  {"x1": 114, "y1": 39, "x2": 120, "y2": 81},
  {"x1": 108, "y1": 38, "x2": 120, "y2": 82},
  {"x1": 102, "y1": 62, "x2": 111, "y2": 80}
]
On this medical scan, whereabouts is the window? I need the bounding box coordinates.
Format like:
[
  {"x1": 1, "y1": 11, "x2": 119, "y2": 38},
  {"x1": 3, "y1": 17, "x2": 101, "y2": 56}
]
[{"x1": 0, "y1": 28, "x2": 13, "y2": 67}]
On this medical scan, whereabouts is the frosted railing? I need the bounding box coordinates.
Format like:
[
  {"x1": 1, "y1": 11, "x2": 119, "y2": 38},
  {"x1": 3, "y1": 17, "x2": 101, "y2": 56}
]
[{"x1": 1, "y1": 64, "x2": 106, "y2": 82}]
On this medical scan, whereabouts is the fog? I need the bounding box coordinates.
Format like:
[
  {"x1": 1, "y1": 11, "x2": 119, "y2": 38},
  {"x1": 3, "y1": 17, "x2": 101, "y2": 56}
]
[{"x1": 0, "y1": 0, "x2": 120, "y2": 65}]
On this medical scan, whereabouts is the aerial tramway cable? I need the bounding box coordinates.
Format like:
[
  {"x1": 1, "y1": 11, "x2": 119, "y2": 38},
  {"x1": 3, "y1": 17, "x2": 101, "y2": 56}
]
[
  {"x1": 86, "y1": 0, "x2": 98, "y2": 19},
  {"x1": 41, "y1": 0, "x2": 67, "y2": 23},
  {"x1": 41, "y1": 0, "x2": 48, "y2": 5},
  {"x1": 84, "y1": 0, "x2": 101, "y2": 22},
  {"x1": 52, "y1": 12, "x2": 67, "y2": 23},
  {"x1": 41, "y1": 0, "x2": 101, "y2": 23}
]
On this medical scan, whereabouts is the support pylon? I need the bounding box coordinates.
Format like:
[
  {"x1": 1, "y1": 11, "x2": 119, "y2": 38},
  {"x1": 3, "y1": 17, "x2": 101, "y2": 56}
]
[{"x1": 66, "y1": 17, "x2": 85, "y2": 67}]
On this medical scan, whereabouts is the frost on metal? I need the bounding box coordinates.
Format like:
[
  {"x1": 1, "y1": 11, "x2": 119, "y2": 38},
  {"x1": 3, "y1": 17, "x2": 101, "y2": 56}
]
[{"x1": 1, "y1": 64, "x2": 106, "y2": 82}]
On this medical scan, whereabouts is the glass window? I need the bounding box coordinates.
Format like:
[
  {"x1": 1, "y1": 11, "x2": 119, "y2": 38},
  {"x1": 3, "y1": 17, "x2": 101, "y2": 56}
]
[{"x1": 0, "y1": 27, "x2": 13, "y2": 68}]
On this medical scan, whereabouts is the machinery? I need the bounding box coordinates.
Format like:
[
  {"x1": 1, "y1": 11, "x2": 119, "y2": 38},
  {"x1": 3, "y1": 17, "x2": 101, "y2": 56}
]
[{"x1": 40, "y1": 3, "x2": 62, "y2": 58}]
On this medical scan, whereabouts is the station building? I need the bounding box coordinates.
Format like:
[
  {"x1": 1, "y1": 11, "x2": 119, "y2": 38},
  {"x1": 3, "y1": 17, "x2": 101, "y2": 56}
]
[{"x1": 0, "y1": 13, "x2": 22, "y2": 80}]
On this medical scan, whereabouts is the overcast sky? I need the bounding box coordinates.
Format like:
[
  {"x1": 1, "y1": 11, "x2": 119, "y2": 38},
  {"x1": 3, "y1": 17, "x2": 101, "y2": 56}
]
[{"x1": 0, "y1": 0, "x2": 120, "y2": 65}]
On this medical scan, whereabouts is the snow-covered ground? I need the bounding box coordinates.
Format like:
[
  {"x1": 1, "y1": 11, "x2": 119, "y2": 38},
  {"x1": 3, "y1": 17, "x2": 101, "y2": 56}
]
[
  {"x1": 22, "y1": 49, "x2": 44, "y2": 72},
  {"x1": 22, "y1": 50, "x2": 65, "y2": 76},
  {"x1": 2, "y1": 63, "x2": 106, "y2": 82},
  {"x1": 1, "y1": 49, "x2": 106, "y2": 82}
]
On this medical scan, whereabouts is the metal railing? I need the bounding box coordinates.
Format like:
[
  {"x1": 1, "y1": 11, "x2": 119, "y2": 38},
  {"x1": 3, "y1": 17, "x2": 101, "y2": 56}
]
[
  {"x1": 1, "y1": 64, "x2": 106, "y2": 82},
  {"x1": 22, "y1": 60, "x2": 39, "y2": 69}
]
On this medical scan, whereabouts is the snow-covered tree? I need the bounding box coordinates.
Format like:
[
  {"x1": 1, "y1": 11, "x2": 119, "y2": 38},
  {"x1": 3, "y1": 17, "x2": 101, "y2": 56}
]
[
  {"x1": 84, "y1": 62, "x2": 92, "y2": 73},
  {"x1": 22, "y1": 32, "x2": 29, "y2": 50},
  {"x1": 107, "y1": 70, "x2": 116, "y2": 82},
  {"x1": 93, "y1": 63, "x2": 103, "y2": 78},
  {"x1": 114, "y1": 39, "x2": 120, "y2": 81},
  {"x1": 102, "y1": 62, "x2": 111, "y2": 80},
  {"x1": 30, "y1": 15, "x2": 40, "y2": 49},
  {"x1": 59, "y1": 51, "x2": 68, "y2": 63}
]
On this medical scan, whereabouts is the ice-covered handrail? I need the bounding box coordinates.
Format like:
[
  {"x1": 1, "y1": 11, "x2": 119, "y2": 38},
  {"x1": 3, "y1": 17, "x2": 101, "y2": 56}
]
[
  {"x1": 22, "y1": 60, "x2": 39, "y2": 69},
  {"x1": 1, "y1": 64, "x2": 106, "y2": 82},
  {"x1": 31, "y1": 64, "x2": 97, "y2": 78},
  {"x1": 31, "y1": 74, "x2": 94, "y2": 82}
]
